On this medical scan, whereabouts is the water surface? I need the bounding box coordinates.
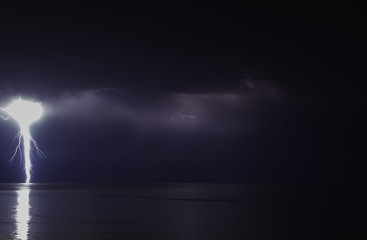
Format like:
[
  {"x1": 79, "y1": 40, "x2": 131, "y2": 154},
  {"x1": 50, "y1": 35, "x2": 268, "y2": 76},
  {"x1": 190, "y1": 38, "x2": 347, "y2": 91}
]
[{"x1": 0, "y1": 184, "x2": 353, "y2": 239}]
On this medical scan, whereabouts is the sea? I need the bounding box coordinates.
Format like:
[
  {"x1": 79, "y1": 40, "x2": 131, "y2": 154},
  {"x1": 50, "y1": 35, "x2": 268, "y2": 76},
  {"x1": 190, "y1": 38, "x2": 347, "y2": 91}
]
[{"x1": 0, "y1": 183, "x2": 363, "y2": 239}]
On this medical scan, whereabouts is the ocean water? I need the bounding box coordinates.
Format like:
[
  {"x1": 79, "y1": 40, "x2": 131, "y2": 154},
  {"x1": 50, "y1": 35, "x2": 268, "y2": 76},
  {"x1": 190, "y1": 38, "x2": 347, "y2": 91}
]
[{"x1": 0, "y1": 184, "x2": 356, "y2": 239}]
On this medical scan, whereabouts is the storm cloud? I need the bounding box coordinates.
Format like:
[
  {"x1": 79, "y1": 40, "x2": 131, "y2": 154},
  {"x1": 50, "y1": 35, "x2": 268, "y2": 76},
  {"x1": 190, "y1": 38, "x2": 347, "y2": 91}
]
[{"x1": 39, "y1": 77, "x2": 284, "y2": 135}]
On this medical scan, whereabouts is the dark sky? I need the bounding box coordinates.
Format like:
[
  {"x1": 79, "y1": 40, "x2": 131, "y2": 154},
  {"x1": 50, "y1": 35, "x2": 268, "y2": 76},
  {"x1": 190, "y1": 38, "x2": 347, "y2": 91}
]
[{"x1": 0, "y1": 2, "x2": 366, "y2": 183}]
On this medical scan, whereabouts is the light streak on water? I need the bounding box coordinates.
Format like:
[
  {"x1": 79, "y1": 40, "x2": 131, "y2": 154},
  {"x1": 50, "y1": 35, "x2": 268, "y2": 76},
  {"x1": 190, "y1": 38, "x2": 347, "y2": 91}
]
[{"x1": 15, "y1": 186, "x2": 30, "y2": 240}]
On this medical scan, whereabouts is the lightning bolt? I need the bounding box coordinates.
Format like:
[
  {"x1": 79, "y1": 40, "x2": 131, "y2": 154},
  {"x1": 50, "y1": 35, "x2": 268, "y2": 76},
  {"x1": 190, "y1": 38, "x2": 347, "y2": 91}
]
[
  {"x1": 1, "y1": 98, "x2": 44, "y2": 184},
  {"x1": 170, "y1": 111, "x2": 196, "y2": 121}
]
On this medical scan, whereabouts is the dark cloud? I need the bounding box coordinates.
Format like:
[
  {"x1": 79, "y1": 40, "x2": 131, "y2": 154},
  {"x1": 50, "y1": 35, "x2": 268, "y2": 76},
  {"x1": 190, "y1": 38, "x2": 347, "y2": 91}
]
[{"x1": 38, "y1": 77, "x2": 284, "y2": 135}]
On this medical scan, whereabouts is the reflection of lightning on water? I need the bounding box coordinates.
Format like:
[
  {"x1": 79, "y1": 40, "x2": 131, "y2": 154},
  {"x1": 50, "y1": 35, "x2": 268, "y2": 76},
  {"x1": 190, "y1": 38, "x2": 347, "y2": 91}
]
[
  {"x1": 1, "y1": 98, "x2": 43, "y2": 184},
  {"x1": 16, "y1": 186, "x2": 30, "y2": 240}
]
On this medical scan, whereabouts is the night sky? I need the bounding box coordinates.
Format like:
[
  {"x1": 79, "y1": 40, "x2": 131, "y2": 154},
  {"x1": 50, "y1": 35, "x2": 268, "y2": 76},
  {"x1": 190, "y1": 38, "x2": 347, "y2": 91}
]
[{"x1": 0, "y1": 2, "x2": 366, "y2": 183}]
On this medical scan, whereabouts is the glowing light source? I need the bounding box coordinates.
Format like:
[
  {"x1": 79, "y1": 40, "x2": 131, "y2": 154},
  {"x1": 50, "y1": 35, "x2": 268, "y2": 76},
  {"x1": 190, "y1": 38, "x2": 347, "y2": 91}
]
[
  {"x1": 4, "y1": 99, "x2": 43, "y2": 126},
  {"x1": 1, "y1": 98, "x2": 43, "y2": 183}
]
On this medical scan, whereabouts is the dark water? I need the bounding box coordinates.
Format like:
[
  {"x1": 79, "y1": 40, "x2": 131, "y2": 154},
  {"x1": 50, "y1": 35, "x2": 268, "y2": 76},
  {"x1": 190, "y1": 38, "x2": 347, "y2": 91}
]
[{"x1": 0, "y1": 184, "x2": 364, "y2": 239}]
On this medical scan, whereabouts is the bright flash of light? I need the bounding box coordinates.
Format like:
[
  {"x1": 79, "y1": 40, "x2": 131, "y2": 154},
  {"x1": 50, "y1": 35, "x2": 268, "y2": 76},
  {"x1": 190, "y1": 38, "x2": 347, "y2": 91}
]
[{"x1": 1, "y1": 98, "x2": 43, "y2": 183}]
